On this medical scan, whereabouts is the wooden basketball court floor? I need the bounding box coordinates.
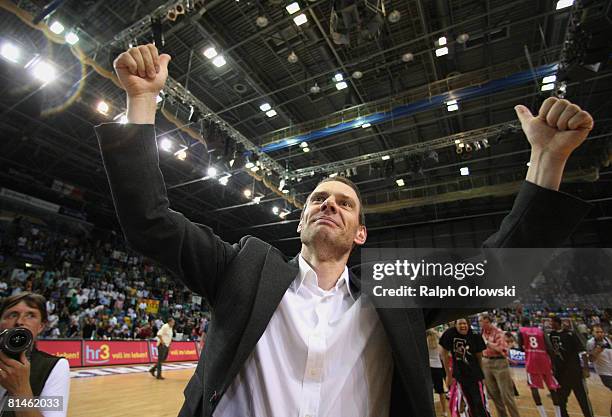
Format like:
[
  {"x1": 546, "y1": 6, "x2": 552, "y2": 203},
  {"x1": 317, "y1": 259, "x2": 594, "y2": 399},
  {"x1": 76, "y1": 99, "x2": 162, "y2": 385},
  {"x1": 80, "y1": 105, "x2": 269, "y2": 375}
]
[{"x1": 68, "y1": 366, "x2": 610, "y2": 417}]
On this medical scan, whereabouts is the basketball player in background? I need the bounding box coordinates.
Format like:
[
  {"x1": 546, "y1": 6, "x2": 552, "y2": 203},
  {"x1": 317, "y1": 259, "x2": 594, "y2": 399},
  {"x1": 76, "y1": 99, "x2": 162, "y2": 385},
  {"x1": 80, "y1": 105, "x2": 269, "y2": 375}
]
[{"x1": 518, "y1": 318, "x2": 561, "y2": 417}]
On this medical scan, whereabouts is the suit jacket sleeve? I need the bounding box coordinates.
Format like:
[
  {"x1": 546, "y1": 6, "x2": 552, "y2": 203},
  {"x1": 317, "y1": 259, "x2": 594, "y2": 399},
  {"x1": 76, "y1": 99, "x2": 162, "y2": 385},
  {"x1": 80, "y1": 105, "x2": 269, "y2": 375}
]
[
  {"x1": 423, "y1": 180, "x2": 592, "y2": 328},
  {"x1": 95, "y1": 123, "x2": 239, "y2": 307}
]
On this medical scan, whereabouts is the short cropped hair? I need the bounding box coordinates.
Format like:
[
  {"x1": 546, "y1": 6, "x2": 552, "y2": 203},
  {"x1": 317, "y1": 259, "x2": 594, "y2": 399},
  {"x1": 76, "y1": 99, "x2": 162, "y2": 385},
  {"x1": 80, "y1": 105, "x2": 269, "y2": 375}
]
[
  {"x1": 306, "y1": 176, "x2": 366, "y2": 225},
  {"x1": 0, "y1": 292, "x2": 48, "y2": 323}
]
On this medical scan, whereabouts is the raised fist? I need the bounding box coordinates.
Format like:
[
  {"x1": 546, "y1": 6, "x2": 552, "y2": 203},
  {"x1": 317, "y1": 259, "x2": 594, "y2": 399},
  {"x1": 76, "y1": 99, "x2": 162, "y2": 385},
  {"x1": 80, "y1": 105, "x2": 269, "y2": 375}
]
[
  {"x1": 515, "y1": 97, "x2": 594, "y2": 160},
  {"x1": 113, "y1": 44, "x2": 171, "y2": 99}
]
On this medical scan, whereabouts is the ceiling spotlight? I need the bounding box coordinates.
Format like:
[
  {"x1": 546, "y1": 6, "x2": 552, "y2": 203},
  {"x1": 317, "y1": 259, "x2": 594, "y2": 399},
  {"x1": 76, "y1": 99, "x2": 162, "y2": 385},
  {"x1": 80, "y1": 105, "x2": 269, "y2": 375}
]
[
  {"x1": 446, "y1": 99, "x2": 458, "y2": 106},
  {"x1": 435, "y1": 47, "x2": 449, "y2": 57},
  {"x1": 250, "y1": 165, "x2": 260, "y2": 172},
  {"x1": 388, "y1": 10, "x2": 401, "y2": 23},
  {"x1": 212, "y1": 55, "x2": 227, "y2": 67},
  {"x1": 333, "y1": 73, "x2": 344, "y2": 82},
  {"x1": 556, "y1": 0, "x2": 574, "y2": 10},
  {"x1": 279, "y1": 208, "x2": 290, "y2": 218},
  {"x1": 65, "y1": 31, "x2": 79, "y2": 45},
  {"x1": 159, "y1": 137, "x2": 173, "y2": 152},
  {"x1": 381, "y1": 155, "x2": 390, "y2": 161},
  {"x1": 259, "y1": 102, "x2": 271, "y2": 112},
  {"x1": 49, "y1": 21, "x2": 65, "y2": 34},
  {"x1": 30, "y1": 60, "x2": 56, "y2": 83},
  {"x1": 329, "y1": 172, "x2": 338, "y2": 178},
  {"x1": 335, "y1": 81, "x2": 348, "y2": 90},
  {"x1": 447, "y1": 104, "x2": 459, "y2": 112},
  {"x1": 396, "y1": 178, "x2": 405, "y2": 187},
  {"x1": 287, "y1": 51, "x2": 298, "y2": 63},
  {"x1": 310, "y1": 83, "x2": 321, "y2": 94},
  {"x1": 245, "y1": 158, "x2": 254, "y2": 169},
  {"x1": 542, "y1": 75, "x2": 557, "y2": 84},
  {"x1": 293, "y1": 13, "x2": 308, "y2": 26},
  {"x1": 203, "y1": 47, "x2": 218, "y2": 59},
  {"x1": 460, "y1": 167, "x2": 470, "y2": 176},
  {"x1": 266, "y1": 109, "x2": 277, "y2": 117},
  {"x1": 219, "y1": 175, "x2": 231, "y2": 186},
  {"x1": 352, "y1": 70, "x2": 363, "y2": 79},
  {"x1": 299, "y1": 141, "x2": 308, "y2": 148},
  {"x1": 437, "y1": 36, "x2": 447, "y2": 46},
  {"x1": 541, "y1": 83, "x2": 555, "y2": 92},
  {"x1": 1, "y1": 42, "x2": 20, "y2": 63},
  {"x1": 361, "y1": 123, "x2": 371, "y2": 128},
  {"x1": 302, "y1": 147, "x2": 310, "y2": 153},
  {"x1": 279, "y1": 179, "x2": 286, "y2": 191},
  {"x1": 96, "y1": 101, "x2": 110, "y2": 115},
  {"x1": 282, "y1": 189, "x2": 290, "y2": 194},
  {"x1": 253, "y1": 196, "x2": 262, "y2": 204},
  {"x1": 456, "y1": 33, "x2": 470, "y2": 44},
  {"x1": 176, "y1": 149, "x2": 187, "y2": 160},
  {"x1": 243, "y1": 189, "x2": 252, "y2": 198},
  {"x1": 401, "y1": 52, "x2": 414, "y2": 62},
  {"x1": 255, "y1": 15, "x2": 269, "y2": 27},
  {"x1": 285, "y1": 2, "x2": 300, "y2": 14},
  {"x1": 272, "y1": 206, "x2": 280, "y2": 215},
  {"x1": 207, "y1": 167, "x2": 218, "y2": 177}
]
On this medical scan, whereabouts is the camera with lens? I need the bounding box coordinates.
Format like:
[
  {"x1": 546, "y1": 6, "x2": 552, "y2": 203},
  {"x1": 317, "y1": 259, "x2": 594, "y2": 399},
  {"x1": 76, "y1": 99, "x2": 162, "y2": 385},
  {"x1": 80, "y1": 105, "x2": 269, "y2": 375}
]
[{"x1": 0, "y1": 327, "x2": 33, "y2": 360}]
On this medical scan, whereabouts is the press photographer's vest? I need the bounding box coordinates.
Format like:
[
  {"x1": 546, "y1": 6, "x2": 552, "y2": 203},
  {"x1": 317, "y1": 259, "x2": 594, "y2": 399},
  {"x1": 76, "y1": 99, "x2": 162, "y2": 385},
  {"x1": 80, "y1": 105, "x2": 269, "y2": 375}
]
[{"x1": 1, "y1": 349, "x2": 61, "y2": 417}]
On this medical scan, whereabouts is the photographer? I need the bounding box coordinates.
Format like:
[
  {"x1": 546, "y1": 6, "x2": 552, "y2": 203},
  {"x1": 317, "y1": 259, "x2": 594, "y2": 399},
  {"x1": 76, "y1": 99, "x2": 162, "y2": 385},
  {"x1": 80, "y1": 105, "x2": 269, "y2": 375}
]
[{"x1": 0, "y1": 293, "x2": 70, "y2": 417}]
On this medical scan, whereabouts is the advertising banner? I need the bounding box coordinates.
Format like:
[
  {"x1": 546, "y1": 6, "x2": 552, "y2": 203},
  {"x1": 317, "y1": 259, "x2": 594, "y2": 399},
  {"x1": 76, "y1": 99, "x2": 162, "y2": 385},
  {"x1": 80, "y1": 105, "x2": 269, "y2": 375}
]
[
  {"x1": 150, "y1": 341, "x2": 199, "y2": 362},
  {"x1": 37, "y1": 340, "x2": 82, "y2": 367},
  {"x1": 82, "y1": 340, "x2": 150, "y2": 366}
]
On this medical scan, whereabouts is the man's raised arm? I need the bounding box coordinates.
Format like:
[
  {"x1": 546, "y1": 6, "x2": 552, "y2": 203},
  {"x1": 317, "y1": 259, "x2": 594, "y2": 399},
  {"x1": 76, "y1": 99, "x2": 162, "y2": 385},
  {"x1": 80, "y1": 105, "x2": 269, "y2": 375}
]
[{"x1": 95, "y1": 44, "x2": 238, "y2": 305}]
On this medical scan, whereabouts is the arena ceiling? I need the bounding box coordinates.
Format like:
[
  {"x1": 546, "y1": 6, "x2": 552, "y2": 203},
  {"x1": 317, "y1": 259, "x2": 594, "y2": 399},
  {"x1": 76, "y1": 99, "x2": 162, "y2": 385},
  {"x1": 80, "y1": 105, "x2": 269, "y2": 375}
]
[{"x1": 1, "y1": 0, "x2": 611, "y2": 253}]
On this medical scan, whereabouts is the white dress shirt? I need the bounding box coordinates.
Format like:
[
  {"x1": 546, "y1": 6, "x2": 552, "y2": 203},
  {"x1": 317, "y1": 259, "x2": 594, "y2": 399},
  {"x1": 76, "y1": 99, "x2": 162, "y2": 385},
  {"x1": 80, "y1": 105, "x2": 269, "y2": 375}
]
[
  {"x1": 0, "y1": 358, "x2": 70, "y2": 417},
  {"x1": 214, "y1": 255, "x2": 393, "y2": 417},
  {"x1": 157, "y1": 323, "x2": 173, "y2": 346}
]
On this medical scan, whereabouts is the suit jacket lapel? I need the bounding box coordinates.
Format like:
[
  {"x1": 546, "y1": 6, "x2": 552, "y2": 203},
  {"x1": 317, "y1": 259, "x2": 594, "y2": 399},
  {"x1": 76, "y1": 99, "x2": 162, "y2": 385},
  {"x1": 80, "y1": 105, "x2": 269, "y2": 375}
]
[{"x1": 222, "y1": 248, "x2": 299, "y2": 389}]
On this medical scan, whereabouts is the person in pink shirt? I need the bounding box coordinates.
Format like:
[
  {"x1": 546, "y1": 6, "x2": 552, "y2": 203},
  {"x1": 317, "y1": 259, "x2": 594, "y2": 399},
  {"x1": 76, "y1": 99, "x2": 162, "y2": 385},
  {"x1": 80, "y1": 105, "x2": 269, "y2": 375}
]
[{"x1": 479, "y1": 314, "x2": 520, "y2": 417}]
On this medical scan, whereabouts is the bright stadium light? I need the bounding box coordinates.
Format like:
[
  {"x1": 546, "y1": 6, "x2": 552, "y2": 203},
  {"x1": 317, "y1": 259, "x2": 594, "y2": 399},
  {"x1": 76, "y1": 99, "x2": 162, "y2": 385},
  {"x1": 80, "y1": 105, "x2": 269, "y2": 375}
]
[
  {"x1": 203, "y1": 47, "x2": 218, "y2": 59},
  {"x1": 65, "y1": 31, "x2": 79, "y2": 45},
  {"x1": 212, "y1": 55, "x2": 226, "y2": 67},
  {"x1": 286, "y1": 2, "x2": 300, "y2": 14},
  {"x1": 49, "y1": 21, "x2": 65, "y2": 34},
  {"x1": 97, "y1": 101, "x2": 110, "y2": 115},
  {"x1": 435, "y1": 47, "x2": 449, "y2": 57},
  {"x1": 159, "y1": 137, "x2": 173, "y2": 152},
  {"x1": 259, "y1": 103, "x2": 271, "y2": 112},
  {"x1": 293, "y1": 13, "x2": 308, "y2": 26},
  {"x1": 30, "y1": 60, "x2": 56, "y2": 83},
  {"x1": 1, "y1": 42, "x2": 20, "y2": 63}
]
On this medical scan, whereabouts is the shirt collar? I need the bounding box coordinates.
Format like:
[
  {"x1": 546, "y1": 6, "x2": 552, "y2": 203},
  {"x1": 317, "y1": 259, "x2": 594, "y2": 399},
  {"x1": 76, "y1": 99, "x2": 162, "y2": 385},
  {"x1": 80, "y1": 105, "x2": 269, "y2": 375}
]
[{"x1": 294, "y1": 254, "x2": 355, "y2": 300}]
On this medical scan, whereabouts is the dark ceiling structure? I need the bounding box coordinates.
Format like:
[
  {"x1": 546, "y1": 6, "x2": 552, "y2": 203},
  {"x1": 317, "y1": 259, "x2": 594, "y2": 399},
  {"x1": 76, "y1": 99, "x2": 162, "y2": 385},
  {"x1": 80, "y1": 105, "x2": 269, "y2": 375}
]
[{"x1": 1, "y1": 0, "x2": 611, "y2": 255}]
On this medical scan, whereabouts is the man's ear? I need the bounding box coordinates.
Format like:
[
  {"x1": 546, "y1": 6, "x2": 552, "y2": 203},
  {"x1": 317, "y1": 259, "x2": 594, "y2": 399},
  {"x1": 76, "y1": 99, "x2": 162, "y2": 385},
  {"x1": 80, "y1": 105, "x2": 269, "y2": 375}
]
[
  {"x1": 353, "y1": 225, "x2": 367, "y2": 246},
  {"x1": 297, "y1": 208, "x2": 305, "y2": 233}
]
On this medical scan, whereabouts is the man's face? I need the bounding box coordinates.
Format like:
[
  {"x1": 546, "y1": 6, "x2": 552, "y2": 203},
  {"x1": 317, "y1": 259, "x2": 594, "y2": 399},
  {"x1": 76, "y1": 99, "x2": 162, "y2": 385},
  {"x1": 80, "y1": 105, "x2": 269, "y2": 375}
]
[
  {"x1": 169, "y1": 320, "x2": 175, "y2": 328},
  {"x1": 298, "y1": 181, "x2": 366, "y2": 255},
  {"x1": 456, "y1": 319, "x2": 469, "y2": 335},
  {"x1": 593, "y1": 327, "x2": 604, "y2": 340},
  {"x1": 551, "y1": 320, "x2": 561, "y2": 331},
  {"x1": 0, "y1": 301, "x2": 45, "y2": 339}
]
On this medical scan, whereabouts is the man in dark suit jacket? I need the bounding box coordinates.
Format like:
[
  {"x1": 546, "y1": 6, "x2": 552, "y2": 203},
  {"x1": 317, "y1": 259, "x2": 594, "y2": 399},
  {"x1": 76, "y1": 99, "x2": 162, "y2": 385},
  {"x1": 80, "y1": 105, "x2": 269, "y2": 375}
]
[{"x1": 96, "y1": 44, "x2": 594, "y2": 417}]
